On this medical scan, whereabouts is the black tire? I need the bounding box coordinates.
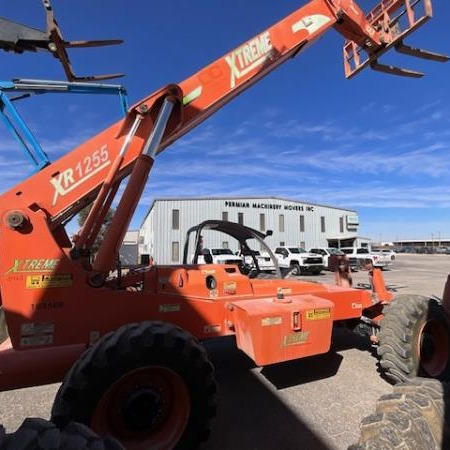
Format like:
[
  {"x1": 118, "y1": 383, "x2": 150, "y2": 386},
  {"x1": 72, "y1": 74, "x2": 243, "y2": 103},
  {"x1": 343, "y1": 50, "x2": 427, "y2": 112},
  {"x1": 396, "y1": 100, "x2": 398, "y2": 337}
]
[
  {"x1": 0, "y1": 307, "x2": 8, "y2": 345},
  {"x1": 290, "y1": 263, "x2": 301, "y2": 276},
  {"x1": 378, "y1": 294, "x2": 450, "y2": 384},
  {"x1": 51, "y1": 321, "x2": 217, "y2": 450},
  {"x1": 349, "y1": 378, "x2": 450, "y2": 450},
  {"x1": 0, "y1": 418, "x2": 124, "y2": 450}
]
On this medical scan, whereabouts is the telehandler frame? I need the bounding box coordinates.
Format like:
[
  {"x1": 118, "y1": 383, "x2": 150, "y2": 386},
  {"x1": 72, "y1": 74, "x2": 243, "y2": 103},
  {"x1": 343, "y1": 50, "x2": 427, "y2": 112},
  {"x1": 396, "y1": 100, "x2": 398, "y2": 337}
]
[{"x1": 0, "y1": 0, "x2": 448, "y2": 448}]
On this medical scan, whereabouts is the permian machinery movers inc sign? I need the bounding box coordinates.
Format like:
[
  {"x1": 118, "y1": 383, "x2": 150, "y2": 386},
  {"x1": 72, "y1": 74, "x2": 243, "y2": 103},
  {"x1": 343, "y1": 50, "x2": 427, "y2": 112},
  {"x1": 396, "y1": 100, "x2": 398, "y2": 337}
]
[{"x1": 224, "y1": 201, "x2": 314, "y2": 212}]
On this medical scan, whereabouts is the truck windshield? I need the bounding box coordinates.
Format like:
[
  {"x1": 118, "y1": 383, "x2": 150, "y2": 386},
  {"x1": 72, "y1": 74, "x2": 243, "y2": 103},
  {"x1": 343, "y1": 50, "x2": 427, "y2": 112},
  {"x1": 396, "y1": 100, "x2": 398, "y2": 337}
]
[
  {"x1": 211, "y1": 249, "x2": 234, "y2": 255},
  {"x1": 288, "y1": 248, "x2": 307, "y2": 253}
]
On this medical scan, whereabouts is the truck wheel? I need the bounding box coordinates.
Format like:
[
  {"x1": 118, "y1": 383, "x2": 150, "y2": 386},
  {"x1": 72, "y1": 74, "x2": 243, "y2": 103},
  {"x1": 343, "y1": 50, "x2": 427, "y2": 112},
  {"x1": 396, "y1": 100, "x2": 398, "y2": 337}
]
[
  {"x1": 349, "y1": 378, "x2": 449, "y2": 450},
  {"x1": 51, "y1": 321, "x2": 217, "y2": 450},
  {"x1": 290, "y1": 263, "x2": 301, "y2": 276},
  {"x1": 378, "y1": 295, "x2": 450, "y2": 384},
  {"x1": 0, "y1": 418, "x2": 123, "y2": 449}
]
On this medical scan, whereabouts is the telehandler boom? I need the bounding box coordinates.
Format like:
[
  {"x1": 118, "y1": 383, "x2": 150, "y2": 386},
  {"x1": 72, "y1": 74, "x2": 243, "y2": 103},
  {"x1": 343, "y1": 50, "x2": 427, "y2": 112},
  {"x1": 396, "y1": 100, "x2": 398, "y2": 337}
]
[{"x1": 0, "y1": 0, "x2": 447, "y2": 448}]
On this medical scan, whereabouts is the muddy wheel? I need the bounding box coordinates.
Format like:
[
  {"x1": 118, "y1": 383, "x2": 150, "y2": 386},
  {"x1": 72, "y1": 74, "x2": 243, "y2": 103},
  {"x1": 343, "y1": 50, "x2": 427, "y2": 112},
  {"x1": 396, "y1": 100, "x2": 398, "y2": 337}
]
[
  {"x1": 378, "y1": 294, "x2": 450, "y2": 384},
  {"x1": 349, "y1": 378, "x2": 450, "y2": 450},
  {"x1": 51, "y1": 321, "x2": 217, "y2": 450},
  {"x1": 0, "y1": 418, "x2": 123, "y2": 449}
]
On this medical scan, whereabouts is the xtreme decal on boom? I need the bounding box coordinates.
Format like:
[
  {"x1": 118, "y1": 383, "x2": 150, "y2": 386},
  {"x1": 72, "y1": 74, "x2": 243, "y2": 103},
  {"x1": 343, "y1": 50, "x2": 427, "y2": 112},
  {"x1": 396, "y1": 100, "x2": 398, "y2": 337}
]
[
  {"x1": 225, "y1": 31, "x2": 273, "y2": 88},
  {"x1": 224, "y1": 14, "x2": 331, "y2": 88}
]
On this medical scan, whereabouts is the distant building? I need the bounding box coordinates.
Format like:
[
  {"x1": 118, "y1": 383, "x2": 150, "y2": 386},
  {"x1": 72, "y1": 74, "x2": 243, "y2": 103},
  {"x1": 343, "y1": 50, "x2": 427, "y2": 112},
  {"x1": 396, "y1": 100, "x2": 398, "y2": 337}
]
[
  {"x1": 139, "y1": 196, "x2": 367, "y2": 265},
  {"x1": 393, "y1": 238, "x2": 450, "y2": 251}
]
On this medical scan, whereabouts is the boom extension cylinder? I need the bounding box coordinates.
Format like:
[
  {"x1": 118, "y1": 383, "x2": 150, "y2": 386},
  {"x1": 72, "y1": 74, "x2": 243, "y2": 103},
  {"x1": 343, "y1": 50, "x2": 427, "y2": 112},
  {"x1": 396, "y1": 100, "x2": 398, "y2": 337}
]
[
  {"x1": 91, "y1": 97, "x2": 178, "y2": 279},
  {"x1": 73, "y1": 114, "x2": 145, "y2": 253}
]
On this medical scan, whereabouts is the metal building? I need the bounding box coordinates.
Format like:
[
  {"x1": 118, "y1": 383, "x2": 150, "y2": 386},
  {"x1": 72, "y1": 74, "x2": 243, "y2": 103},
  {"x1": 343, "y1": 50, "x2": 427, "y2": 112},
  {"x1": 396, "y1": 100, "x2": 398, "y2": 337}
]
[{"x1": 139, "y1": 196, "x2": 363, "y2": 264}]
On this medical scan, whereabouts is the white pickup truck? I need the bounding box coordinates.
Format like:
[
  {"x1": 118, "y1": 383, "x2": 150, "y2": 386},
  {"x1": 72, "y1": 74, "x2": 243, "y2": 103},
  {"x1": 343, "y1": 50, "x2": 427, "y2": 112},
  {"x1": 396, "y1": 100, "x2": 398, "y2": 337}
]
[
  {"x1": 197, "y1": 248, "x2": 242, "y2": 265},
  {"x1": 371, "y1": 249, "x2": 396, "y2": 266},
  {"x1": 198, "y1": 248, "x2": 276, "y2": 272},
  {"x1": 339, "y1": 247, "x2": 392, "y2": 271},
  {"x1": 273, "y1": 246, "x2": 324, "y2": 276},
  {"x1": 309, "y1": 247, "x2": 345, "y2": 270},
  {"x1": 241, "y1": 250, "x2": 276, "y2": 272},
  {"x1": 183, "y1": 220, "x2": 283, "y2": 279}
]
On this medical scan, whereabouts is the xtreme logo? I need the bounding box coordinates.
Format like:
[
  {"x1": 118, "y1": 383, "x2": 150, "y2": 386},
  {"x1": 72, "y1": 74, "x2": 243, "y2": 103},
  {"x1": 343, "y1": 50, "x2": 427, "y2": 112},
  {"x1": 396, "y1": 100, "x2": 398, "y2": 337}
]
[
  {"x1": 6, "y1": 258, "x2": 60, "y2": 274},
  {"x1": 225, "y1": 31, "x2": 273, "y2": 88}
]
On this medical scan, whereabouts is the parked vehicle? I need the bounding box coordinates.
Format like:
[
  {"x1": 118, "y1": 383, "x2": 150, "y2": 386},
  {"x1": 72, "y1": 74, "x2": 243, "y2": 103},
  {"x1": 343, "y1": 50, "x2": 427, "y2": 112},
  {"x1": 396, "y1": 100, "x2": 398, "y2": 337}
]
[
  {"x1": 309, "y1": 247, "x2": 344, "y2": 270},
  {"x1": 371, "y1": 249, "x2": 396, "y2": 267},
  {"x1": 195, "y1": 247, "x2": 276, "y2": 273},
  {"x1": 241, "y1": 250, "x2": 276, "y2": 272},
  {"x1": 274, "y1": 246, "x2": 324, "y2": 275},
  {"x1": 196, "y1": 247, "x2": 242, "y2": 266},
  {"x1": 434, "y1": 246, "x2": 450, "y2": 254},
  {"x1": 183, "y1": 220, "x2": 282, "y2": 278},
  {"x1": 339, "y1": 247, "x2": 391, "y2": 271}
]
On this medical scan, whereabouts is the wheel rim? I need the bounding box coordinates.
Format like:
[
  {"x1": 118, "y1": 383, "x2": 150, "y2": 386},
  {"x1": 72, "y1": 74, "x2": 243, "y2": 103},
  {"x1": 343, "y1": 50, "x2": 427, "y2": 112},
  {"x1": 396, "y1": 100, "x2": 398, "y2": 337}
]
[
  {"x1": 91, "y1": 366, "x2": 190, "y2": 450},
  {"x1": 418, "y1": 320, "x2": 450, "y2": 377}
]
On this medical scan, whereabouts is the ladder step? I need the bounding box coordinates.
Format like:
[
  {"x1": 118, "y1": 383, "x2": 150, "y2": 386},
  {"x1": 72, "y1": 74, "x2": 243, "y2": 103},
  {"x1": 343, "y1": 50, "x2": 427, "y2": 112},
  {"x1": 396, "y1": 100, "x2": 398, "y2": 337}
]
[
  {"x1": 395, "y1": 41, "x2": 450, "y2": 62},
  {"x1": 370, "y1": 61, "x2": 424, "y2": 78}
]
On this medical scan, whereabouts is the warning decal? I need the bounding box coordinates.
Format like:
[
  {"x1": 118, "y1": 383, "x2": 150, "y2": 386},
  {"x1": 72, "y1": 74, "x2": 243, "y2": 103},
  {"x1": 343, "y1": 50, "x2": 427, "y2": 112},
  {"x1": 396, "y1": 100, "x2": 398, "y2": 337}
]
[
  {"x1": 306, "y1": 308, "x2": 331, "y2": 321},
  {"x1": 26, "y1": 274, "x2": 73, "y2": 289}
]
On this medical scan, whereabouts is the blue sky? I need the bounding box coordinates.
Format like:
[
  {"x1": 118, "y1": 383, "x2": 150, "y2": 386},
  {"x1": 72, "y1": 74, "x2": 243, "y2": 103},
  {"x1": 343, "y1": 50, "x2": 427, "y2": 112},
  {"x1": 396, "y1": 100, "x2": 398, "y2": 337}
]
[{"x1": 1, "y1": 0, "x2": 449, "y2": 242}]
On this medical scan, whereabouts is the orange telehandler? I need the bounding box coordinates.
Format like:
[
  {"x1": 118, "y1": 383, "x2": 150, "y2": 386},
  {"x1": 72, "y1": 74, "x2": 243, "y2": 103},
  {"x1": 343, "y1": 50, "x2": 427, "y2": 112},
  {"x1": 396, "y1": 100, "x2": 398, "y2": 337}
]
[{"x1": 0, "y1": 0, "x2": 448, "y2": 448}]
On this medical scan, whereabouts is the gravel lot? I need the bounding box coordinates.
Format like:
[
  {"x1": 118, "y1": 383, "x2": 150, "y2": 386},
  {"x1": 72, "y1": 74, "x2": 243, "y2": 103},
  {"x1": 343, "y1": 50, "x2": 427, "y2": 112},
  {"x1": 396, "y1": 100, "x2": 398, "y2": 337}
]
[{"x1": 0, "y1": 253, "x2": 448, "y2": 449}]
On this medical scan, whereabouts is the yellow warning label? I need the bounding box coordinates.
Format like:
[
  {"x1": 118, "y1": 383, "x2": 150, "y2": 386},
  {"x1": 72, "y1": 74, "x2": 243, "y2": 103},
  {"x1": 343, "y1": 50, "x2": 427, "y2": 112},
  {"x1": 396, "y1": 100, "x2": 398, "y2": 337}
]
[
  {"x1": 26, "y1": 274, "x2": 73, "y2": 289},
  {"x1": 306, "y1": 308, "x2": 331, "y2": 321}
]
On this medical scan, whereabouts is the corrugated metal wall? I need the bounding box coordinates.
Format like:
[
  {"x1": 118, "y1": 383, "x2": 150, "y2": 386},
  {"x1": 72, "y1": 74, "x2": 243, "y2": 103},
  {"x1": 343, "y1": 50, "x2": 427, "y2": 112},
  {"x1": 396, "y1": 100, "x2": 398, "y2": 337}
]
[{"x1": 140, "y1": 197, "x2": 358, "y2": 264}]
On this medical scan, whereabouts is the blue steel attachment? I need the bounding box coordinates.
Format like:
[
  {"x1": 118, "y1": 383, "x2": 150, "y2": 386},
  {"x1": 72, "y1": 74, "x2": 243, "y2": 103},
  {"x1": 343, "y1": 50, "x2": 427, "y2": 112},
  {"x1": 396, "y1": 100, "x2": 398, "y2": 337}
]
[{"x1": 0, "y1": 79, "x2": 129, "y2": 173}]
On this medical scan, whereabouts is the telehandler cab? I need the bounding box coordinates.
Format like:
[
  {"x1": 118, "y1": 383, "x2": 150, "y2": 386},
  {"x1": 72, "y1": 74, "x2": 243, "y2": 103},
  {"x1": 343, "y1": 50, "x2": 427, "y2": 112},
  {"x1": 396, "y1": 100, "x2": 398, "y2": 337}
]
[{"x1": 0, "y1": 0, "x2": 448, "y2": 448}]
